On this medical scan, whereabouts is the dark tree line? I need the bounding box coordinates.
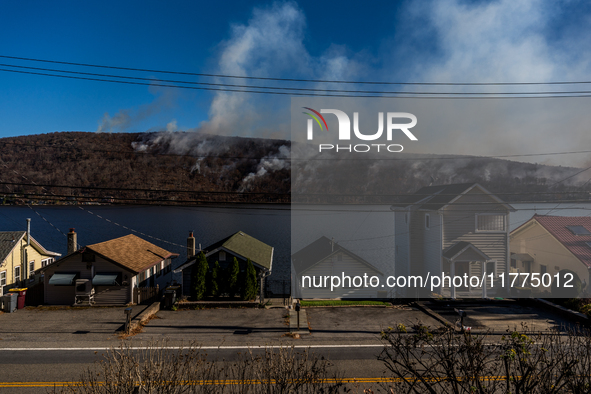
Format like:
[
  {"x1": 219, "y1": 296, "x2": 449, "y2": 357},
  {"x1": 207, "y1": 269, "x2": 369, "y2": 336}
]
[{"x1": 190, "y1": 252, "x2": 258, "y2": 301}]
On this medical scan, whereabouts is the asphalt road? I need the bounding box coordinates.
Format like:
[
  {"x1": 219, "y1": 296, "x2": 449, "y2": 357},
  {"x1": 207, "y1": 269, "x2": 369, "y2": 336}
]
[
  {"x1": 0, "y1": 300, "x2": 580, "y2": 393},
  {"x1": 0, "y1": 346, "x2": 390, "y2": 393}
]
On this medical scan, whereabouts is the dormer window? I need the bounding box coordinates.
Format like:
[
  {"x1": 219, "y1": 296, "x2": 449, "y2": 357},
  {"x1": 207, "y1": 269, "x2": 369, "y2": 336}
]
[{"x1": 566, "y1": 226, "x2": 591, "y2": 236}]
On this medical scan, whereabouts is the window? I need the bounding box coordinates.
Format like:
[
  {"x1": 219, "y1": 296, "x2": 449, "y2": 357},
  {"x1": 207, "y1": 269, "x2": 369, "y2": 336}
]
[
  {"x1": 476, "y1": 214, "x2": 505, "y2": 232},
  {"x1": 156, "y1": 263, "x2": 162, "y2": 277},
  {"x1": 41, "y1": 258, "x2": 54, "y2": 267},
  {"x1": 425, "y1": 214, "x2": 430, "y2": 229},
  {"x1": 29, "y1": 261, "x2": 35, "y2": 282},
  {"x1": 0, "y1": 271, "x2": 6, "y2": 287},
  {"x1": 540, "y1": 265, "x2": 547, "y2": 275},
  {"x1": 486, "y1": 261, "x2": 496, "y2": 275},
  {"x1": 219, "y1": 251, "x2": 226, "y2": 261},
  {"x1": 510, "y1": 258, "x2": 517, "y2": 269},
  {"x1": 14, "y1": 266, "x2": 21, "y2": 283},
  {"x1": 567, "y1": 226, "x2": 591, "y2": 236}
]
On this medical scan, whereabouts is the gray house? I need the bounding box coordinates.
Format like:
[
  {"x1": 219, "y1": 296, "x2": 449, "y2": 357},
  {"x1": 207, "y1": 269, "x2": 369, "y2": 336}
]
[
  {"x1": 392, "y1": 183, "x2": 514, "y2": 298},
  {"x1": 291, "y1": 236, "x2": 384, "y2": 299}
]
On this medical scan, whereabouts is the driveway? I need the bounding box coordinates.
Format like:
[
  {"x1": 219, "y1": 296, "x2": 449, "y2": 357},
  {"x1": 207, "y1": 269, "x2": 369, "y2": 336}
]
[
  {"x1": 425, "y1": 300, "x2": 578, "y2": 333},
  {"x1": 0, "y1": 305, "x2": 144, "y2": 347},
  {"x1": 135, "y1": 304, "x2": 443, "y2": 346}
]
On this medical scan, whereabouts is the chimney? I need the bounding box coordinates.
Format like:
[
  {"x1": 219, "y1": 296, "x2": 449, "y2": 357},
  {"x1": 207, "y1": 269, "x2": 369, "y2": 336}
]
[
  {"x1": 26, "y1": 218, "x2": 31, "y2": 246},
  {"x1": 67, "y1": 228, "x2": 77, "y2": 254},
  {"x1": 187, "y1": 231, "x2": 196, "y2": 258}
]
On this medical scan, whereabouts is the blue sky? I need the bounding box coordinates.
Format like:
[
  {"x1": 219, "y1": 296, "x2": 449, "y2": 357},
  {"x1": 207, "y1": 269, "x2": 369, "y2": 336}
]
[{"x1": 1, "y1": 1, "x2": 591, "y2": 166}]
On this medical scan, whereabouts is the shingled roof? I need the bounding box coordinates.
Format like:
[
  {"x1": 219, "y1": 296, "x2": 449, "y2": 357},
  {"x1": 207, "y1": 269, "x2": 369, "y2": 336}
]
[
  {"x1": 0, "y1": 231, "x2": 25, "y2": 263},
  {"x1": 513, "y1": 215, "x2": 591, "y2": 268},
  {"x1": 86, "y1": 234, "x2": 178, "y2": 274},
  {"x1": 0, "y1": 231, "x2": 60, "y2": 264},
  {"x1": 291, "y1": 236, "x2": 383, "y2": 275},
  {"x1": 175, "y1": 231, "x2": 273, "y2": 273},
  {"x1": 391, "y1": 183, "x2": 514, "y2": 211}
]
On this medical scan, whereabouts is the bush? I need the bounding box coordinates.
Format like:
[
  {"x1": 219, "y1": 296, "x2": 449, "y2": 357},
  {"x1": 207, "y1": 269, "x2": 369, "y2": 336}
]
[
  {"x1": 241, "y1": 259, "x2": 258, "y2": 301},
  {"x1": 379, "y1": 324, "x2": 591, "y2": 394},
  {"x1": 206, "y1": 260, "x2": 220, "y2": 297},
  {"x1": 191, "y1": 251, "x2": 208, "y2": 300},
  {"x1": 51, "y1": 341, "x2": 346, "y2": 394},
  {"x1": 552, "y1": 269, "x2": 582, "y2": 298},
  {"x1": 225, "y1": 257, "x2": 240, "y2": 298}
]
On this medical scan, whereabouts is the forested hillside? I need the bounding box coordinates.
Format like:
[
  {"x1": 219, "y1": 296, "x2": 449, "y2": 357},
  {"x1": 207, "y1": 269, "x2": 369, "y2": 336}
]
[{"x1": 0, "y1": 131, "x2": 588, "y2": 205}]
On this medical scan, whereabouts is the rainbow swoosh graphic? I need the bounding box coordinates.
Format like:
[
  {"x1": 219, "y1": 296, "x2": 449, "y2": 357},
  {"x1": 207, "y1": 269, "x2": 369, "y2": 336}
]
[{"x1": 302, "y1": 107, "x2": 328, "y2": 131}]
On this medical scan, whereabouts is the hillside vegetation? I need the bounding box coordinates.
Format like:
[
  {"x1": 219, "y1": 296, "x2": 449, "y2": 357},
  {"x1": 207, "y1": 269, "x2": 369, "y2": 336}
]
[{"x1": 0, "y1": 131, "x2": 588, "y2": 205}]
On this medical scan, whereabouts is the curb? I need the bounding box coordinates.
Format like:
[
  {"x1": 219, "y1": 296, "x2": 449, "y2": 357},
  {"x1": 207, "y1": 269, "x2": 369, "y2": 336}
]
[
  {"x1": 129, "y1": 302, "x2": 161, "y2": 332},
  {"x1": 532, "y1": 298, "x2": 591, "y2": 327},
  {"x1": 413, "y1": 301, "x2": 452, "y2": 328}
]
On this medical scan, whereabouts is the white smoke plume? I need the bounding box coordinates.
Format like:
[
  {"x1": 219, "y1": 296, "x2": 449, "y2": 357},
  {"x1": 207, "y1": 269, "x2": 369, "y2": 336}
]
[
  {"x1": 118, "y1": 0, "x2": 591, "y2": 171},
  {"x1": 242, "y1": 145, "x2": 290, "y2": 186},
  {"x1": 96, "y1": 85, "x2": 177, "y2": 133}
]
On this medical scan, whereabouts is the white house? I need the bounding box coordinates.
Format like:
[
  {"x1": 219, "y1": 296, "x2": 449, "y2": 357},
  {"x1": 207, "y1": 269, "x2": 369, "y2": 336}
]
[{"x1": 392, "y1": 183, "x2": 514, "y2": 298}]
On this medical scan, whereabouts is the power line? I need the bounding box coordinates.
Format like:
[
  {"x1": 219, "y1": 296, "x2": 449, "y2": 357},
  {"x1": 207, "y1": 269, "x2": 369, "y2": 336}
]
[
  {"x1": 2, "y1": 180, "x2": 591, "y2": 199},
  {"x1": 4, "y1": 54, "x2": 591, "y2": 86},
  {"x1": 5, "y1": 191, "x2": 590, "y2": 207},
  {"x1": 0, "y1": 156, "x2": 185, "y2": 250},
  {"x1": 78, "y1": 207, "x2": 184, "y2": 250},
  {"x1": 5, "y1": 62, "x2": 591, "y2": 96},
  {"x1": 5, "y1": 68, "x2": 591, "y2": 99},
  {"x1": 2, "y1": 140, "x2": 591, "y2": 162}
]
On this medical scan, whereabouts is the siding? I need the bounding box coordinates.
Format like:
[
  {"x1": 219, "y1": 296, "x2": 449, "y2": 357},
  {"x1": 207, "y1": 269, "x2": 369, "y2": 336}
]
[
  {"x1": 439, "y1": 188, "x2": 510, "y2": 297},
  {"x1": 394, "y1": 211, "x2": 409, "y2": 279},
  {"x1": 409, "y1": 211, "x2": 425, "y2": 277},
  {"x1": 299, "y1": 253, "x2": 383, "y2": 299},
  {"x1": 510, "y1": 221, "x2": 590, "y2": 293},
  {"x1": 442, "y1": 188, "x2": 509, "y2": 276},
  {"x1": 423, "y1": 213, "x2": 442, "y2": 294},
  {"x1": 44, "y1": 255, "x2": 133, "y2": 305},
  {"x1": 1, "y1": 236, "x2": 58, "y2": 294}
]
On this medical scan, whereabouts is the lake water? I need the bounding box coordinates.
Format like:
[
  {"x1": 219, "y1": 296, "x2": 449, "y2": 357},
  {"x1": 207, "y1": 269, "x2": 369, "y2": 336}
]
[
  {"x1": 2, "y1": 202, "x2": 591, "y2": 286},
  {"x1": 0, "y1": 204, "x2": 291, "y2": 284}
]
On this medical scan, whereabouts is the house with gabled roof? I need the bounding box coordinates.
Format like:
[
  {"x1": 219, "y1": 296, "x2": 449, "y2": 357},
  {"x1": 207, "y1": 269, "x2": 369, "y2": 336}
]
[
  {"x1": 392, "y1": 183, "x2": 514, "y2": 298},
  {"x1": 510, "y1": 215, "x2": 591, "y2": 296},
  {"x1": 174, "y1": 231, "x2": 273, "y2": 297},
  {"x1": 291, "y1": 236, "x2": 384, "y2": 299},
  {"x1": 0, "y1": 227, "x2": 61, "y2": 296},
  {"x1": 40, "y1": 232, "x2": 178, "y2": 305}
]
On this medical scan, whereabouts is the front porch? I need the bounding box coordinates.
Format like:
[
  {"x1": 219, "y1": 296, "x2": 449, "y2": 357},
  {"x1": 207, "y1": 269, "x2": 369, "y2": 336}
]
[{"x1": 440, "y1": 241, "x2": 500, "y2": 299}]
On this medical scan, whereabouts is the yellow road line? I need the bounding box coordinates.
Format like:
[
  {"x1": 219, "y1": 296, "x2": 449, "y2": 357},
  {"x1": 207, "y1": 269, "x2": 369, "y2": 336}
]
[{"x1": 0, "y1": 376, "x2": 525, "y2": 388}]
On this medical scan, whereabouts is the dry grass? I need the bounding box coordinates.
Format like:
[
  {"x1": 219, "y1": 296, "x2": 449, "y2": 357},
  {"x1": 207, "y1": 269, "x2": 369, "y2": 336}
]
[{"x1": 50, "y1": 341, "x2": 346, "y2": 393}]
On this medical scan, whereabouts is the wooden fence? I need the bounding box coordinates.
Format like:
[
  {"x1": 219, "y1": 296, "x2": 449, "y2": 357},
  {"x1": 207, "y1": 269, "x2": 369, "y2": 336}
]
[{"x1": 133, "y1": 286, "x2": 160, "y2": 304}]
